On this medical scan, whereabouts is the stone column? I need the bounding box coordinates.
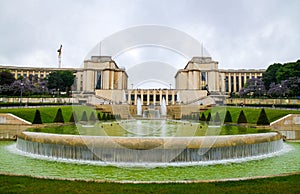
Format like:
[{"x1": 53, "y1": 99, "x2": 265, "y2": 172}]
[
  {"x1": 228, "y1": 73, "x2": 232, "y2": 93},
  {"x1": 233, "y1": 72, "x2": 237, "y2": 92}
]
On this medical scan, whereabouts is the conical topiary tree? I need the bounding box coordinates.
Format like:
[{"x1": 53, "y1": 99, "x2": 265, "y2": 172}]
[
  {"x1": 89, "y1": 112, "x2": 97, "y2": 123},
  {"x1": 69, "y1": 111, "x2": 78, "y2": 123},
  {"x1": 102, "y1": 113, "x2": 107, "y2": 121},
  {"x1": 214, "y1": 112, "x2": 221, "y2": 124},
  {"x1": 106, "y1": 113, "x2": 111, "y2": 121},
  {"x1": 32, "y1": 109, "x2": 42, "y2": 124},
  {"x1": 97, "y1": 112, "x2": 102, "y2": 121},
  {"x1": 53, "y1": 108, "x2": 64, "y2": 123},
  {"x1": 257, "y1": 108, "x2": 270, "y2": 125},
  {"x1": 81, "y1": 111, "x2": 88, "y2": 122},
  {"x1": 206, "y1": 112, "x2": 211, "y2": 123},
  {"x1": 237, "y1": 110, "x2": 247, "y2": 124},
  {"x1": 224, "y1": 110, "x2": 233, "y2": 124},
  {"x1": 200, "y1": 113, "x2": 206, "y2": 122}
]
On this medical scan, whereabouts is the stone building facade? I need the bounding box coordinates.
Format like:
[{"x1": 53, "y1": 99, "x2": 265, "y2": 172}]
[{"x1": 1, "y1": 56, "x2": 264, "y2": 105}]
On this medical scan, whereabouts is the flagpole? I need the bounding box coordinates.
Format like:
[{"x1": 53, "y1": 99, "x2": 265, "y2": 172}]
[{"x1": 57, "y1": 45, "x2": 62, "y2": 68}]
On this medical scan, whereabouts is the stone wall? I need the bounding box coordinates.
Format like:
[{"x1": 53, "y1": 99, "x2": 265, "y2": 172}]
[{"x1": 270, "y1": 114, "x2": 300, "y2": 140}]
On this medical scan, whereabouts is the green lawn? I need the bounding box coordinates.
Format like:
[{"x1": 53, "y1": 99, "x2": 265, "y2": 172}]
[
  {"x1": 205, "y1": 107, "x2": 300, "y2": 124},
  {"x1": 0, "y1": 106, "x2": 73, "y2": 123},
  {"x1": 1, "y1": 174, "x2": 299, "y2": 194},
  {"x1": 0, "y1": 106, "x2": 299, "y2": 124}
]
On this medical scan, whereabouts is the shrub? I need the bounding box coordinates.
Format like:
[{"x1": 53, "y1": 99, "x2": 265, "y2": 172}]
[
  {"x1": 214, "y1": 112, "x2": 221, "y2": 124},
  {"x1": 81, "y1": 111, "x2": 88, "y2": 122},
  {"x1": 237, "y1": 110, "x2": 248, "y2": 124},
  {"x1": 224, "y1": 110, "x2": 233, "y2": 123},
  {"x1": 206, "y1": 112, "x2": 211, "y2": 122},
  {"x1": 89, "y1": 112, "x2": 97, "y2": 123},
  {"x1": 53, "y1": 108, "x2": 64, "y2": 123},
  {"x1": 97, "y1": 112, "x2": 102, "y2": 121},
  {"x1": 102, "y1": 113, "x2": 107, "y2": 121},
  {"x1": 106, "y1": 113, "x2": 111, "y2": 121},
  {"x1": 256, "y1": 108, "x2": 270, "y2": 125},
  {"x1": 32, "y1": 109, "x2": 42, "y2": 124},
  {"x1": 69, "y1": 111, "x2": 77, "y2": 123},
  {"x1": 200, "y1": 113, "x2": 206, "y2": 122}
]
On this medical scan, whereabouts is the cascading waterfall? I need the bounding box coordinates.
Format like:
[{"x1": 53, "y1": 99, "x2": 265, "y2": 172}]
[{"x1": 16, "y1": 131, "x2": 283, "y2": 164}]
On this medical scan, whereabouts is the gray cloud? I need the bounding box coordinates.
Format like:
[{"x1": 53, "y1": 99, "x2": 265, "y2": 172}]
[{"x1": 0, "y1": 0, "x2": 299, "y2": 71}]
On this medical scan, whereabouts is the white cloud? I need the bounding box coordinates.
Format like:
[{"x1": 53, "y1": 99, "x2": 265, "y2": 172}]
[{"x1": 0, "y1": 0, "x2": 299, "y2": 72}]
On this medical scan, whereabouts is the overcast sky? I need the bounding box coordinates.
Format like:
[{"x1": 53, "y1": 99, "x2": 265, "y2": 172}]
[{"x1": 0, "y1": 0, "x2": 299, "y2": 71}]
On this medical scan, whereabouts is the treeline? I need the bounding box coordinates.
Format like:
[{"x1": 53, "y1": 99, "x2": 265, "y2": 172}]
[
  {"x1": 0, "y1": 70, "x2": 74, "y2": 97},
  {"x1": 240, "y1": 60, "x2": 300, "y2": 98}
]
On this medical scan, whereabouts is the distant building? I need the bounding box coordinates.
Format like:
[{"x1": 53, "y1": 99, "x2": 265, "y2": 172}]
[{"x1": 0, "y1": 56, "x2": 264, "y2": 106}]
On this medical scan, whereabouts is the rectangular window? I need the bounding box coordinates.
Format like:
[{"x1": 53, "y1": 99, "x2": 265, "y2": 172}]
[
  {"x1": 225, "y1": 76, "x2": 229, "y2": 92},
  {"x1": 95, "y1": 71, "x2": 102, "y2": 89},
  {"x1": 201, "y1": 72, "x2": 207, "y2": 90},
  {"x1": 143, "y1": 94, "x2": 147, "y2": 102},
  {"x1": 241, "y1": 76, "x2": 245, "y2": 87},
  {"x1": 156, "y1": 95, "x2": 160, "y2": 101}
]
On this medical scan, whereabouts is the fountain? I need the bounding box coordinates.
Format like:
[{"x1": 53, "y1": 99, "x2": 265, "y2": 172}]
[
  {"x1": 161, "y1": 97, "x2": 167, "y2": 116},
  {"x1": 15, "y1": 121, "x2": 283, "y2": 164},
  {"x1": 143, "y1": 104, "x2": 160, "y2": 119},
  {"x1": 137, "y1": 97, "x2": 142, "y2": 116}
]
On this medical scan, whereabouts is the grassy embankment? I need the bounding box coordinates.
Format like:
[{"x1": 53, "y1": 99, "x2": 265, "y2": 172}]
[
  {"x1": 0, "y1": 106, "x2": 299, "y2": 124},
  {"x1": 1, "y1": 174, "x2": 299, "y2": 194}
]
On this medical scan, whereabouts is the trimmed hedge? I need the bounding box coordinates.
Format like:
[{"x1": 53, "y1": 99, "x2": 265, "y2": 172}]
[
  {"x1": 224, "y1": 110, "x2": 233, "y2": 123},
  {"x1": 53, "y1": 108, "x2": 64, "y2": 123},
  {"x1": 206, "y1": 112, "x2": 211, "y2": 122},
  {"x1": 214, "y1": 112, "x2": 221, "y2": 124},
  {"x1": 81, "y1": 111, "x2": 88, "y2": 122},
  {"x1": 89, "y1": 112, "x2": 97, "y2": 123},
  {"x1": 200, "y1": 113, "x2": 206, "y2": 122},
  {"x1": 69, "y1": 111, "x2": 77, "y2": 123},
  {"x1": 237, "y1": 110, "x2": 248, "y2": 124},
  {"x1": 257, "y1": 108, "x2": 270, "y2": 125},
  {"x1": 32, "y1": 109, "x2": 42, "y2": 124}
]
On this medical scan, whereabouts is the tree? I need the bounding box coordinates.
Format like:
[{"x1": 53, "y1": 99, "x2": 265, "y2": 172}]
[
  {"x1": 97, "y1": 112, "x2": 102, "y2": 121},
  {"x1": 214, "y1": 112, "x2": 221, "y2": 124},
  {"x1": 47, "y1": 70, "x2": 74, "y2": 96},
  {"x1": 69, "y1": 111, "x2": 77, "y2": 123},
  {"x1": 237, "y1": 110, "x2": 247, "y2": 124},
  {"x1": 53, "y1": 108, "x2": 64, "y2": 123},
  {"x1": 200, "y1": 113, "x2": 206, "y2": 122},
  {"x1": 224, "y1": 110, "x2": 232, "y2": 123},
  {"x1": 239, "y1": 78, "x2": 266, "y2": 98},
  {"x1": 81, "y1": 111, "x2": 88, "y2": 122},
  {"x1": 262, "y1": 63, "x2": 282, "y2": 90},
  {"x1": 275, "y1": 61, "x2": 300, "y2": 83},
  {"x1": 0, "y1": 70, "x2": 15, "y2": 85},
  {"x1": 206, "y1": 112, "x2": 211, "y2": 122},
  {"x1": 89, "y1": 112, "x2": 97, "y2": 123},
  {"x1": 256, "y1": 108, "x2": 270, "y2": 125},
  {"x1": 32, "y1": 109, "x2": 42, "y2": 124},
  {"x1": 102, "y1": 113, "x2": 107, "y2": 121}
]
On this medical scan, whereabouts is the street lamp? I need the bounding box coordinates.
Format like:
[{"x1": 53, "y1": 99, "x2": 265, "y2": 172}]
[{"x1": 20, "y1": 83, "x2": 24, "y2": 106}]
